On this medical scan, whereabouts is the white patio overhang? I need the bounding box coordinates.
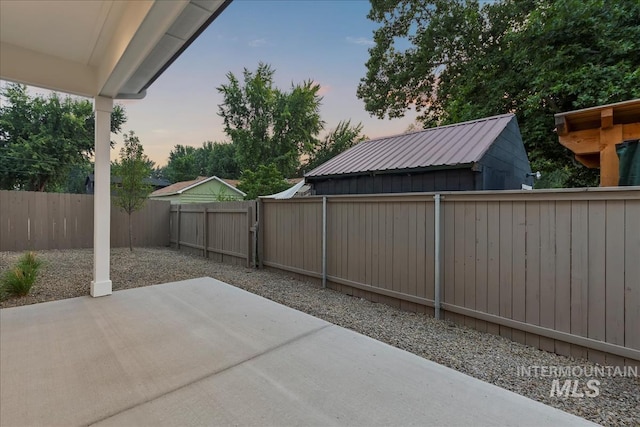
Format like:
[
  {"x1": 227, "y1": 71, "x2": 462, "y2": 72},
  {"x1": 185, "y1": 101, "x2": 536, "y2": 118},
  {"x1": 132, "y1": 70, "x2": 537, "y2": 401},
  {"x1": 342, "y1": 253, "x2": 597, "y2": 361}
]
[{"x1": 0, "y1": 0, "x2": 231, "y2": 297}]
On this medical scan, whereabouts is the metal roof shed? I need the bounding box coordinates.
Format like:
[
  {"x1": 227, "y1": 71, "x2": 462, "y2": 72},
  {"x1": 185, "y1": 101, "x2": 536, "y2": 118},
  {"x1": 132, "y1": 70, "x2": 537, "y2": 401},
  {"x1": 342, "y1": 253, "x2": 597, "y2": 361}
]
[{"x1": 305, "y1": 114, "x2": 532, "y2": 195}]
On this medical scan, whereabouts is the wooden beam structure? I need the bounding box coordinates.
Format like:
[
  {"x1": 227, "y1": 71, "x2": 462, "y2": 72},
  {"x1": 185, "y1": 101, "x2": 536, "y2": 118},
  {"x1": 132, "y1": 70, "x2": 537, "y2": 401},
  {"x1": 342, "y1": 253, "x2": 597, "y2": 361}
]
[{"x1": 555, "y1": 99, "x2": 640, "y2": 186}]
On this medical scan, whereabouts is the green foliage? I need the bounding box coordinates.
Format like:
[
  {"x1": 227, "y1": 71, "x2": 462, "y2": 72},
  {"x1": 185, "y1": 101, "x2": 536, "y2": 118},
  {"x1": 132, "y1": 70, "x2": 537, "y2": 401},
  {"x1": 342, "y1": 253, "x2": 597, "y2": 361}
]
[
  {"x1": 202, "y1": 142, "x2": 240, "y2": 179},
  {"x1": 357, "y1": 0, "x2": 640, "y2": 187},
  {"x1": 534, "y1": 168, "x2": 571, "y2": 189},
  {"x1": 213, "y1": 187, "x2": 240, "y2": 202},
  {"x1": 304, "y1": 120, "x2": 366, "y2": 173},
  {"x1": 163, "y1": 142, "x2": 240, "y2": 183},
  {"x1": 150, "y1": 166, "x2": 167, "y2": 181},
  {"x1": 111, "y1": 131, "x2": 153, "y2": 251},
  {"x1": 217, "y1": 63, "x2": 323, "y2": 178},
  {"x1": 165, "y1": 64, "x2": 359, "y2": 182},
  {"x1": 2, "y1": 269, "x2": 33, "y2": 298},
  {"x1": 1, "y1": 252, "x2": 42, "y2": 298},
  {"x1": 237, "y1": 164, "x2": 291, "y2": 200},
  {"x1": 164, "y1": 145, "x2": 199, "y2": 183},
  {"x1": 0, "y1": 83, "x2": 126, "y2": 191},
  {"x1": 42, "y1": 161, "x2": 94, "y2": 194}
]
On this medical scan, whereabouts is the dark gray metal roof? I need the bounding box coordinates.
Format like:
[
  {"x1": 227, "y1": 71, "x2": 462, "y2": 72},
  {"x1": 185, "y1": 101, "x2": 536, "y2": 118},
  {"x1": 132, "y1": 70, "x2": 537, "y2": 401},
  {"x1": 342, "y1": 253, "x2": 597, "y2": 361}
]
[{"x1": 306, "y1": 113, "x2": 516, "y2": 178}]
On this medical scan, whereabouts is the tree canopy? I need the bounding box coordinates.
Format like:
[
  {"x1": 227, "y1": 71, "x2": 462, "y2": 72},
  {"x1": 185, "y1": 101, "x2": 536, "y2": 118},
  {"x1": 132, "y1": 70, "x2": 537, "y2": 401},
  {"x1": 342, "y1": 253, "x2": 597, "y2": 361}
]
[
  {"x1": 0, "y1": 83, "x2": 126, "y2": 191},
  {"x1": 163, "y1": 63, "x2": 364, "y2": 197},
  {"x1": 237, "y1": 164, "x2": 291, "y2": 200},
  {"x1": 303, "y1": 120, "x2": 366, "y2": 173},
  {"x1": 163, "y1": 145, "x2": 199, "y2": 183},
  {"x1": 217, "y1": 63, "x2": 324, "y2": 178},
  {"x1": 357, "y1": 0, "x2": 640, "y2": 187},
  {"x1": 163, "y1": 141, "x2": 239, "y2": 183}
]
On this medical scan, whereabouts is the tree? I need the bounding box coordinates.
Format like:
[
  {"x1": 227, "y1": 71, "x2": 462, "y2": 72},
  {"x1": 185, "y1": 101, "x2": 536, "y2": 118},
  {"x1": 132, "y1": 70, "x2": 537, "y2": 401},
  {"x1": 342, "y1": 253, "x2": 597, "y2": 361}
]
[
  {"x1": 163, "y1": 141, "x2": 240, "y2": 183},
  {"x1": 303, "y1": 120, "x2": 366, "y2": 173},
  {"x1": 111, "y1": 131, "x2": 153, "y2": 251},
  {"x1": 217, "y1": 63, "x2": 324, "y2": 178},
  {"x1": 237, "y1": 164, "x2": 291, "y2": 200},
  {"x1": 200, "y1": 141, "x2": 240, "y2": 179},
  {"x1": 163, "y1": 145, "x2": 199, "y2": 183},
  {"x1": 150, "y1": 165, "x2": 167, "y2": 181},
  {"x1": 357, "y1": 0, "x2": 640, "y2": 187},
  {"x1": 0, "y1": 83, "x2": 126, "y2": 191},
  {"x1": 60, "y1": 161, "x2": 94, "y2": 194}
]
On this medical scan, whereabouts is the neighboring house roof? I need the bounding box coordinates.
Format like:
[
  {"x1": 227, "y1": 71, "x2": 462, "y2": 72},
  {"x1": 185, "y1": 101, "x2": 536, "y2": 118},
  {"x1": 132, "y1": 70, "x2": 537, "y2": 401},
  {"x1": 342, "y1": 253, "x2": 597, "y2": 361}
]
[
  {"x1": 151, "y1": 176, "x2": 246, "y2": 197},
  {"x1": 86, "y1": 174, "x2": 170, "y2": 187},
  {"x1": 221, "y1": 178, "x2": 240, "y2": 188},
  {"x1": 305, "y1": 114, "x2": 516, "y2": 178}
]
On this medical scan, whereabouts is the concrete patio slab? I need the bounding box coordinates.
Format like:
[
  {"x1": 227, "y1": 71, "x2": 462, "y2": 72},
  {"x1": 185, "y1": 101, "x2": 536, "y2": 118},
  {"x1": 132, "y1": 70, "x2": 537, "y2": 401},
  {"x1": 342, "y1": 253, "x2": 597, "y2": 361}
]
[{"x1": 1, "y1": 278, "x2": 594, "y2": 426}]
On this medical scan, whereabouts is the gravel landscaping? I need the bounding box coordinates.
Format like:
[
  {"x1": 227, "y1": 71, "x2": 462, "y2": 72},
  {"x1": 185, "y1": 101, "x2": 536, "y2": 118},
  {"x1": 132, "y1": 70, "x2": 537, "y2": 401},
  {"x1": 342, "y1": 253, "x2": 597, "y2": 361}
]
[{"x1": 1, "y1": 247, "x2": 638, "y2": 426}]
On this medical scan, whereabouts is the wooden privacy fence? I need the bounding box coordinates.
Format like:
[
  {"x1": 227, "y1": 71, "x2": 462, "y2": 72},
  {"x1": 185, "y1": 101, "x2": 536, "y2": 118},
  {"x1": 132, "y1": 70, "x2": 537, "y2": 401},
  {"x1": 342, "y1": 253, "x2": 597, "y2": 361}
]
[
  {"x1": 0, "y1": 190, "x2": 170, "y2": 251},
  {"x1": 259, "y1": 188, "x2": 640, "y2": 366},
  {"x1": 170, "y1": 201, "x2": 257, "y2": 267}
]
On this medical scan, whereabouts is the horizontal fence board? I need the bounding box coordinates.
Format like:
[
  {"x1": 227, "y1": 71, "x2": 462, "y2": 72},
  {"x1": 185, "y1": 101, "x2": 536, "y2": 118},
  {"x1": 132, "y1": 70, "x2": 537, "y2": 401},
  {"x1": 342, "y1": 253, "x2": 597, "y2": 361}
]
[
  {"x1": 261, "y1": 190, "x2": 640, "y2": 364},
  {"x1": 273, "y1": 187, "x2": 640, "y2": 203},
  {"x1": 440, "y1": 302, "x2": 640, "y2": 361}
]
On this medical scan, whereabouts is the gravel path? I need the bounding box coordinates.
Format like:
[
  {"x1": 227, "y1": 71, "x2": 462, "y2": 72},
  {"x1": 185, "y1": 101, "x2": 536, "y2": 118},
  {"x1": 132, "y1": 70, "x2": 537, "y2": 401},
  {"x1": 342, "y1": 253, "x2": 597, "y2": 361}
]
[{"x1": 1, "y1": 247, "x2": 638, "y2": 426}]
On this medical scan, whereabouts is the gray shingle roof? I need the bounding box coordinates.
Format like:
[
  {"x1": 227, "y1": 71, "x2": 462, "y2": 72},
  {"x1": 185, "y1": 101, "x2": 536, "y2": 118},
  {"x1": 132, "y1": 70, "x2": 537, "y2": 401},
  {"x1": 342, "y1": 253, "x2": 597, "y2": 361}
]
[{"x1": 305, "y1": 114, "x2": 516, "y2": 178}]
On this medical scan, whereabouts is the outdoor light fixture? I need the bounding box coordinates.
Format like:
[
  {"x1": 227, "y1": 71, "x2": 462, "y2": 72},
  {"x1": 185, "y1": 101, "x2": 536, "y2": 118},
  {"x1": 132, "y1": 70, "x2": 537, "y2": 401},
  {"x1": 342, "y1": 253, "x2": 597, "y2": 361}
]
[{"x1": 527, "y1": 171, "x2": 542, "y2": 180}]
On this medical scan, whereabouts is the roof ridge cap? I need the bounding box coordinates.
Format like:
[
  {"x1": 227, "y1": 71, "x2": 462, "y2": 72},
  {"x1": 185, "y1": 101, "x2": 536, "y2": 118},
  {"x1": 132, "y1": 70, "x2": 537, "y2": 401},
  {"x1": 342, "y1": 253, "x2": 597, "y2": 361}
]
[{"x1": 363, "y1": 113, "x2": 515, "y2": 144}]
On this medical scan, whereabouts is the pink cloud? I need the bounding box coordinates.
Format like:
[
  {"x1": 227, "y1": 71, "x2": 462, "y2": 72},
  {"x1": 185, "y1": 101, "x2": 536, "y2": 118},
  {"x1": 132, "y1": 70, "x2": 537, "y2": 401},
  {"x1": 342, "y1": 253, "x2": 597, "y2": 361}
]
[{"x1": 311, "y1": 81, "x2": 331, "y2": 96}]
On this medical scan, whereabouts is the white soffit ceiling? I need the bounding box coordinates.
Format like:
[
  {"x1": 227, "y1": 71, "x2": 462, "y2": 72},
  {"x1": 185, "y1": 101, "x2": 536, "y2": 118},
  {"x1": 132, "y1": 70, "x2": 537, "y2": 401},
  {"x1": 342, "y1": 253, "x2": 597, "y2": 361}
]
[{"x1": 0, "y1": 0, "x2": 230, "y2": 99}]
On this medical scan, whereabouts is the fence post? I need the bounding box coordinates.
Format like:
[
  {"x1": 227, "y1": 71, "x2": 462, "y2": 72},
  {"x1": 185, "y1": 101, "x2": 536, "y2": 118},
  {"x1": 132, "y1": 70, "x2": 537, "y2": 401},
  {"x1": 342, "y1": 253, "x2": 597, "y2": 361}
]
[
  {"x1": 257, "y1": 198, "x2": 264, "y2": 268},
  {"x1": 246, "y1": 205, "x2": 253, "y2": 268},
  {"x1": 322, "y1": 196, "x2": 327, "y2": 288},
  {"x1": 203, "y1": 206, "x2": 208, "y2": 258},
  {"x1": 434, "y1": 194, "x2": 442, "y2": 320},
  {"x1": 176, "y1": 204, "x2": 181, "y2": 250},
  {"x1": 252, "y1": 202, "x2": 258, "y2": 268}
]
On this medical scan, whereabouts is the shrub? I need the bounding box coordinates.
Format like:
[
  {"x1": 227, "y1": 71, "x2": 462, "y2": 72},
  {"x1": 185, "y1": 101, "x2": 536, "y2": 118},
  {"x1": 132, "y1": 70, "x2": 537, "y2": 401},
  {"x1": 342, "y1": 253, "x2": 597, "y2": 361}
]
[
  {"x1": 17, "y1": 251, "x2": 42, "y2": 275},
  {"x1": 0, "y1": 283, "x2": 7, "y2": 302},
  {"x1": 1, "y1": 251, "x2": 42, "y2": 297}
]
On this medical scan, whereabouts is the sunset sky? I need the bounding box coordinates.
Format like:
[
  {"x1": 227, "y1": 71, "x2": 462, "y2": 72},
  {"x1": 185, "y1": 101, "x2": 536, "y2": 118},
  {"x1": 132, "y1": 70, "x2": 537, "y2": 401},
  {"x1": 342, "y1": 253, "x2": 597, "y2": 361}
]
[{"x1": 10, "y1": 0, "x2": 420, "y2": 166}]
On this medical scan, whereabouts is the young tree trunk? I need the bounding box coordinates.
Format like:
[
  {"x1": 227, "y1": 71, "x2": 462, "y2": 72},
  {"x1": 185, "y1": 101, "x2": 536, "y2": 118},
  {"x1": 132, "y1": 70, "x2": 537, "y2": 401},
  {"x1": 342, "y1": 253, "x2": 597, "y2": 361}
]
[
  {"x1": 128, "y1": 212, "x2": 133, "y2": 252},
  {"x1": 36, "y1": 177, "x2": 48, "y2": 192}
]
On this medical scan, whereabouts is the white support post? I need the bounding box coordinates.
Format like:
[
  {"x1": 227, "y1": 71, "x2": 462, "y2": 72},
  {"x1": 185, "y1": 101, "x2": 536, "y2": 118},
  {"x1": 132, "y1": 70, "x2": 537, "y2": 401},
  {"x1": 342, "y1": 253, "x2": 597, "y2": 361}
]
[{"x1": 91, "y1": 96, "x2": 113, "y2": 297}]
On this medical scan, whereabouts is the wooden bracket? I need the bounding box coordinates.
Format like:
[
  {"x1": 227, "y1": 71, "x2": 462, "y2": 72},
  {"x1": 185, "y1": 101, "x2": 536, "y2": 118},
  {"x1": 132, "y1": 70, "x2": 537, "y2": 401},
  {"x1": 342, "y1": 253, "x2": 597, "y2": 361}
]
[
  {"x1": 601, "y1": 108, "x2": 613, "y2": 129},
  {"x1": 555, "y1": 115, "x2": 569, "y2": 135}
]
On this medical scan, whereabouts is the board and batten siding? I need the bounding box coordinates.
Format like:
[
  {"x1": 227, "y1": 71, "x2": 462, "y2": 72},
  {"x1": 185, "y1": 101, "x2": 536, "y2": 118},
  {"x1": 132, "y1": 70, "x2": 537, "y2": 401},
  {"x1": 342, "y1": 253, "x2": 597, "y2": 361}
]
[
  {"x1": 0, "y1": 190, "x2": 170, "y2": 251},
  {"x1": 260, "y1": 188, "x2": 640, "y2": 366}
]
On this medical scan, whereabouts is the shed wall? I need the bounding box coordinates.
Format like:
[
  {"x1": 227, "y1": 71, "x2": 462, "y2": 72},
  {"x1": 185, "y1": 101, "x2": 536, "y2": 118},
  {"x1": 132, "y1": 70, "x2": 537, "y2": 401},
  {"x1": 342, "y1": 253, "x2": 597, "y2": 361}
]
[
  {"x1": 310, "y1": 168, "x2": 478, "y2": 195},
  {"x1": 478, "y1": 119, "x2": 532, "y2": 190}
]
